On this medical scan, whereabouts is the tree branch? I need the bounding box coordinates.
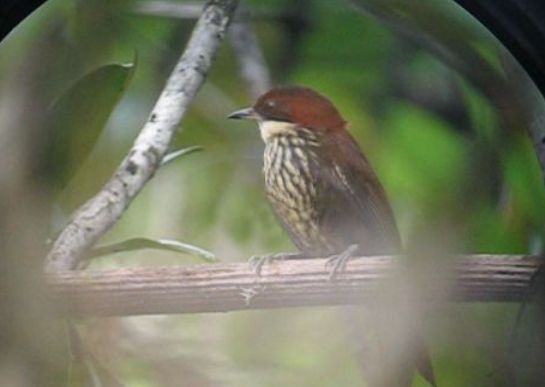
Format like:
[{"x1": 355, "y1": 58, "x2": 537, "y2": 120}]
[
  {"x1": 136, "y1": 1, "x2": 271, "y2": 98},
  {"x1": 135, "y1": 1, "x2": 287, "y2": 21},
  {"x1": 46, "y1": 0, "x2": 239, "y2": 272},
  {"x1": 48, "y1": 254, "x2": 541, "y2": 317},
  {"x1": 135, "y1": 1, "x2": 205, "y2": 19},
  {"x1": 228, "y1": 4, "x2": 271, "y2": 98}
]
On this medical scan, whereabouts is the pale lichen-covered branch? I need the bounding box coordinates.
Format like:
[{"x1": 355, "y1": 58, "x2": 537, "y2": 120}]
[{"x1": 46, "y1": 0, "x2": 239, "y2": 272}]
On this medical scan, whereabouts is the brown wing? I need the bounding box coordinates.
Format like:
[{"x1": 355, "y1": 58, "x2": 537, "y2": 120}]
[
  {"x1": 316, "y1": 130, "x2": 401, "y2": 255},
  {"x1": 318, "y1": 132, "x2": 436, "y2": 386}
]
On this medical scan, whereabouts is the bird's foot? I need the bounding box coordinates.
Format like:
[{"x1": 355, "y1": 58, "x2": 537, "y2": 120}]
[
  {"x1": 249, "y1": 252, "x2": 303, "y2": 276},
  {"x1": 325, "y1": 244, "x2": 359, "y2": 280}
]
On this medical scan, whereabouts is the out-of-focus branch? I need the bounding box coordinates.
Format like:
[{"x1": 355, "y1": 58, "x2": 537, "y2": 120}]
[
  {"x1": 48, "y1": 254, "x2": 541, "y2": 317},
  {"x1": 353, "y1": 1, "x2": 545, "y2": 185},
  {"x1": 136, "y1": 0, "x2": 311, "y2": 88},
  {"x1": 135, "y1": 1, "x2": 286, "y2": 21},
  {"x1": 228, "y1": 4, "x2": 271, "y2": 98},
  {"x1": 136, "y1": 1, "x2": 271, "y2": 98},
  {"x1": 46, "y1": 0, "x2": 239, "y2": 272},
  {"x1": 135, "y1": 1, "x2": 205, "y2": 18}
]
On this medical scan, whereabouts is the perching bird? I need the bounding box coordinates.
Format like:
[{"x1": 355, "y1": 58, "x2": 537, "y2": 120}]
[{"x1": 228, "y1": 85, "x2": 435, "y2": 386}]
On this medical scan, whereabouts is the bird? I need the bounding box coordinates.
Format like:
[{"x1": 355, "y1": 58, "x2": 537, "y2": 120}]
[{"x1": 228, "y1": 85, "x2": 435, "y2": 386}]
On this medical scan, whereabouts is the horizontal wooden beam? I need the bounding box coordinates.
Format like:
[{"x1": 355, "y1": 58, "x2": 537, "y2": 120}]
[{"x1": 47, "y1": 255, "x2": 541, "y2": 317}]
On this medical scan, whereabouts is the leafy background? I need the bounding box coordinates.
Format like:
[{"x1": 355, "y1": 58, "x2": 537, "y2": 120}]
[{"x1": 1, "y1": 0, "x2": 544, "y2": 385}]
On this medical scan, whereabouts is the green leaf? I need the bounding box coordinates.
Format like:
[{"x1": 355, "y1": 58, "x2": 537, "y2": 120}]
[
  {"x1": 161, "y1": 145, "x2": 203, "y2": 167},
  {"x1": 44, "y1": 61, "x2": 136, "y2": 189},
  {"x1": 87, "y1": 237, "x2": 217, "y2": 262}
]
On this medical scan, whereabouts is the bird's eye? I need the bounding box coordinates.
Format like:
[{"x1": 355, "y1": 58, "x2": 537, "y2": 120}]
[{"x1": 265, "y1": 100, "x2": 276, "y2": 108}]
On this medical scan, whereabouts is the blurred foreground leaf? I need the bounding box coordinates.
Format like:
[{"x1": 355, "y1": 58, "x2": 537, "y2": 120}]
[
  {"x1": 87, "y1": 237, "x2": 217, "y2": 262},
  {"x1": 45, "y1": 61, "x2": 136, "y2": 189}
]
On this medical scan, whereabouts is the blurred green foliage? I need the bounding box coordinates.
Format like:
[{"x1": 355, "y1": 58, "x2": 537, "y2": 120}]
[{"x1": 1, "y1": 0, "x2": 545, "y2": 386}]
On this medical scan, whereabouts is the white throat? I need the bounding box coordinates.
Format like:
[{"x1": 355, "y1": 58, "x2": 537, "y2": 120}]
[{"x1": 258, "y1": 120, "x2": 297, "y2": 143}]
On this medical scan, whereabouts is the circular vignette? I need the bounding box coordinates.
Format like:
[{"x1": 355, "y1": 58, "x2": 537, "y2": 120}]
[
  {"x1": 454, "y1": 0, "x2": 545, "y2": 97},
  {"x1": 0, "y1": 0, "x2": 48, "y2": 43}
]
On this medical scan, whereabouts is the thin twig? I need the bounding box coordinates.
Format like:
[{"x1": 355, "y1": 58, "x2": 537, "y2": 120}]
[
  {"x1": 48, "y1": 254, "x2": 541, "y2": 317},
  {"x1": 46, "y1": 0, "x2": 239, "y2": 272}
]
